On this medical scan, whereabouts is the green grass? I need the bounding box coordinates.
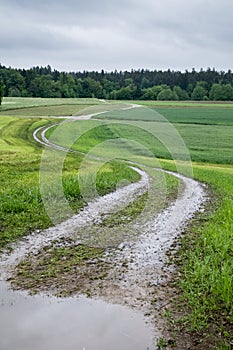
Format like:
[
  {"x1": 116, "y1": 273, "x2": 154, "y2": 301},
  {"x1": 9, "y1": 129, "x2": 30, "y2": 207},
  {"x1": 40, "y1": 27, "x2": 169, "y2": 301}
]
[
  {"x1": 45, "y1": 118, "x2": 233, "y2": 165},
  {"x1": 185, "y1": 165, "x2": 233, "y2": 347},
  {"x1": 92, "y1": 106, "x2": 233, "y2": 164},
  {"x1": 153, "y1": 107, "x2": 233, "y2": 125},
  {"x1": 96, "y1": 105, "x2": 233, "y2": 125},
  {"x1": 175, "y1": 123, "x2": 232, "y2": 164},
  {"x1": 152, "y1": 159, "x2": 233, "y2": 348},
  {"x1": 0, "y1": 116, "x2": 51, "y2": 153}
]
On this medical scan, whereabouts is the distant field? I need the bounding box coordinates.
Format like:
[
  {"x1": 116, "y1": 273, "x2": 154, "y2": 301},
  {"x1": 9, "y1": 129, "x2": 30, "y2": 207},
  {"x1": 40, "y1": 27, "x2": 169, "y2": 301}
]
[
  {"x1": 135, "y1": 100, "x2": 233, "y2": 108},
  {"x1": 152, "y1": 107, "x2": 233, "y2": 125},
  {"x1": 96, "y1": 105, "x2": 233, "y2": 125},
  {"x1": 0, "y1": 97, "x2": 102, "y2": 116},
  {"x1": 1, "y1": 97, "x2": 102, "y2": 109},
  {"x1": 0, "y1": 104, "x2": 93, "y2": 117},
  {"x1": 89, "y1": 107, "x2": 233, "y2": 164}
]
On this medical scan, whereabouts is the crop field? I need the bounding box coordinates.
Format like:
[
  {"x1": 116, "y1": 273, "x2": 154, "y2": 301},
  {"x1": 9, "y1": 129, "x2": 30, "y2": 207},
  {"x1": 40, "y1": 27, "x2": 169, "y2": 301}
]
[
  {"x1": 0, "y1": 97, "x2": 101, "y2": 111},
  {"x1": 0, "y1": 98, "x2": 233, "y2": 348},
  {"x1": 0, "y1": 97, "x2": 104, "y2": 117},
  {"x1": 93, "y1": 105, "x2": 233, "y2": 164}
]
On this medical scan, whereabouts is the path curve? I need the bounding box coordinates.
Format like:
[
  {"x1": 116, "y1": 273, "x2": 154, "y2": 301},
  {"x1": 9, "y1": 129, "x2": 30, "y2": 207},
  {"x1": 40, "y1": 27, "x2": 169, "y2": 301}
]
[
  {"x1": 0, "y1": 103, "x2": 207, "y2": 346},
  {"x1": 1, "y1": 103, "x2": 207, "y2": 283},
  {"x1": 33, "y1": 103, "x2": 141, "y2": 152}
]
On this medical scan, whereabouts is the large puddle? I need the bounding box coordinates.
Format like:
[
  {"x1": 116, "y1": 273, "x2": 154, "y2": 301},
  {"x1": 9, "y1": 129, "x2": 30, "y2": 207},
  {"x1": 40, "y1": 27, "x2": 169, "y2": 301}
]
[{"x1": 0, "y1": 282, "x2": 155, "y2": 350}]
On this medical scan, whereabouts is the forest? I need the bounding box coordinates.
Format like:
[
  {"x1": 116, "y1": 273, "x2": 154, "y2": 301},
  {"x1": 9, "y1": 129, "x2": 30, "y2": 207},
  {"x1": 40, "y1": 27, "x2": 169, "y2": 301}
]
[{"x1": 1, "y1": 64, "x2": 233, "y2": 102}]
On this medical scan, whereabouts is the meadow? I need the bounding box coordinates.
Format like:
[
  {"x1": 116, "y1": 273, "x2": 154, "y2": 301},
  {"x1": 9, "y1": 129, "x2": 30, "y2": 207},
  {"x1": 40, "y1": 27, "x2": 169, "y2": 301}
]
[
  {"x1": 0, "y1": 97, "x2": 232, "y2": 348},
  {"x1": 92, "y1": 105, "x2": 233, "y2": 164}
]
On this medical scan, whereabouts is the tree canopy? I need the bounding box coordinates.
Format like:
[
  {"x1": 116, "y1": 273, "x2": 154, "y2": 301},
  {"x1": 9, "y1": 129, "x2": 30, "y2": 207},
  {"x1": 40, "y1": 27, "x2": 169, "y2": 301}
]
[
  {"x1": 0, "y1": 80, "x2": 4, "y2": 105},
  {"x1": 1, "y1": 65, "x2": 233, "y2": 101}
]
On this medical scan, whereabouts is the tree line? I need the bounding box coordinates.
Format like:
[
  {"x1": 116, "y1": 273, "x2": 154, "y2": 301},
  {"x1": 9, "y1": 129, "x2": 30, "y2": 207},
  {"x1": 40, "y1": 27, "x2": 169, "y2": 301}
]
[{"x1": 1, "y1": 64, "x2": 233, "y2": 104}]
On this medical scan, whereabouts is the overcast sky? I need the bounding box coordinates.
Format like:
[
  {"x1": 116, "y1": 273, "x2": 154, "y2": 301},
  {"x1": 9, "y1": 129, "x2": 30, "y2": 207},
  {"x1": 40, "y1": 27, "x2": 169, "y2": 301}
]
[{"x1": 0, "y1": 0, "x2": 233, "y2": 72}]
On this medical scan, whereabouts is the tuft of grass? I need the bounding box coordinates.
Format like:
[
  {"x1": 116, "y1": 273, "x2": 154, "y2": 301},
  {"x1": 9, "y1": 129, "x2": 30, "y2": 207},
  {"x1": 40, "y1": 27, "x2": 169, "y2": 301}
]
[{"x1": 9, "y1": 243, "x2": 108, "y2": 296}]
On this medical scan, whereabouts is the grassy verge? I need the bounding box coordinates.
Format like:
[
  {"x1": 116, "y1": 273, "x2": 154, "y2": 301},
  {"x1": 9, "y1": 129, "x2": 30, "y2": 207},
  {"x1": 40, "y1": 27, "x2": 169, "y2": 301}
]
[
  {"x1": 156, "y1": 160, "x2": 233, "y2": 349},
  {"x1": 180, "y1": 165, "x2": 233, "y2": 348}
]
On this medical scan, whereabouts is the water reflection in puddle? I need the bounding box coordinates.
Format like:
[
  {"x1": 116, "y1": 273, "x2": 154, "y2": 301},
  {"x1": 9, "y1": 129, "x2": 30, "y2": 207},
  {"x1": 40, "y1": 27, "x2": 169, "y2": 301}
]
[{"x1": 0, "y1": 282, "x2": 155, "y2": 350}]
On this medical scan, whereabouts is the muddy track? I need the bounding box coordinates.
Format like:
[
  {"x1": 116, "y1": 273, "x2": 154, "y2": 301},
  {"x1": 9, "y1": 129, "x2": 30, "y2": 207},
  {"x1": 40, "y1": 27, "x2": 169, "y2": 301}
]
[{"x1": 0, "y1": 167, "x2": 150, "y2": 280}]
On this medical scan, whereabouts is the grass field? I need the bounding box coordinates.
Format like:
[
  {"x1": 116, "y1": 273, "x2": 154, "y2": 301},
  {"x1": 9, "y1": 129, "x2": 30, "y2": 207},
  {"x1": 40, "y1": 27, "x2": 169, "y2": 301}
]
[
  {"x1": 0, "y1": 98, "x2": 232, "y2": 348},
  {"x1": 0, "y1": 97, "x2": 103, "y2": 117},
  {"x1": 98, "y1": 106, "x2": 233, "y2": 125},
  {"x1": 93, "y1": 105, "x2": 233, "y2": 164},
  {"x1": 152, "y1": 107, "x2": 233, "y2": 125}
]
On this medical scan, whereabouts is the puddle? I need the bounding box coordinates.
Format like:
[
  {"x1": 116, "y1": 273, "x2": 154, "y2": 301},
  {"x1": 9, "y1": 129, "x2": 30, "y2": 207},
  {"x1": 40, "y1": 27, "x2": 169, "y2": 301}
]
[{"x1": 0, "y1": 282, "x2": 155, "y2": 350}]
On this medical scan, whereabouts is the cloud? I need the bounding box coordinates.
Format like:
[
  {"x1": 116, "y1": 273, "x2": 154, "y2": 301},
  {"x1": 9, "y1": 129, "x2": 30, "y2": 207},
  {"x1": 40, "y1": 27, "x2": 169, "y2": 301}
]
[{"x1": 0, "y1": 0, "x2": 233, "y2": 71}]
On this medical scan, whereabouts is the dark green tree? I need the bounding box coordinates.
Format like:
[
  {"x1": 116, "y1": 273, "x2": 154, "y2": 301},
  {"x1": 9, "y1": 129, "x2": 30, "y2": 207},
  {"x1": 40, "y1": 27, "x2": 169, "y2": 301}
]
[
  {"x1": 157, "y1": 87, "x2": 178, "y2": 100},
  {"x1": 8, "y1": 87, "x2": 21, "y2": 97},
  {"x1": 209, "y1": 83, "x2": 233, "y2": 101},
  {"x1": 2, "y1": 64, "x2": 233, "y2": 101},
  {"x1": 173, "y1": 86, "x2": 189, "y2": 100},
  {"x1": 222, "y1": 84, "x2": 233, "y2": 100},
  {"x1": 0, "y1": 80, "x2": 4, "y2": 105},
  {"x1": 114, "y1": 86, "x2": 134, "y2": 100},
  {"x1": 59, "y1": 73, "x2": 77, "y2": 98},
  {"x1": 0, "y1": 79, "x2": 4, "y2": 104},
  {"x1": 141, "y1": 86, "x2": 163, "y2": 100},
  {"x1": 191, "y1": 84, "x2": 208, "y2": 100},
  {"x1": 86, "y1": 78, "x2": 104, "y2": 98},
  {"x1": 209, "y1": 84, "x2": 223, "y2": 100}
]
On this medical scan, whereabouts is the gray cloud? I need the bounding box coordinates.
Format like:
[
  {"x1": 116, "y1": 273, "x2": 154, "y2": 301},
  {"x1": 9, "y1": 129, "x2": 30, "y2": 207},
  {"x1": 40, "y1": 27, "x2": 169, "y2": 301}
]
[{"x1": 0, "y1": 0, "x2": 233, "y2": 71}]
